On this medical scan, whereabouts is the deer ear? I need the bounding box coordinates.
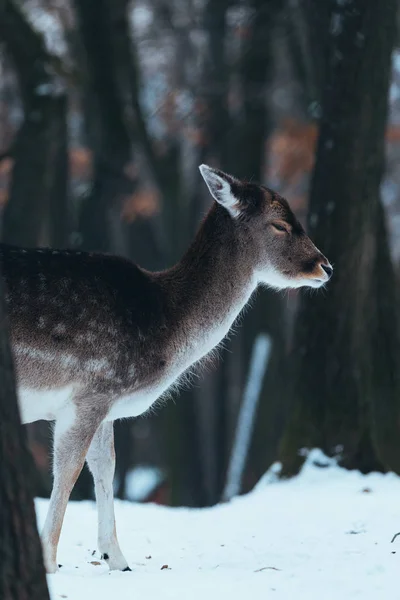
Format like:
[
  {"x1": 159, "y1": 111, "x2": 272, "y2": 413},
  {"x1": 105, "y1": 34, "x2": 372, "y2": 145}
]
[{"x1": 199, "y1": 164, "x2": 240, "y2": 218}]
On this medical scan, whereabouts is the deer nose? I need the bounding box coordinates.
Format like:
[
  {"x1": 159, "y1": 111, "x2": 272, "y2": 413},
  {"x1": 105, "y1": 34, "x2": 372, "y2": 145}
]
[{"x1": 321, "y1": 263, "x2": 333, "y2": 279}]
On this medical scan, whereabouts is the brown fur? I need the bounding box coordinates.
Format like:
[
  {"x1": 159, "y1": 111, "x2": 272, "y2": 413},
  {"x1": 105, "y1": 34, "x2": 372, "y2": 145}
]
[{"x1": 1, "y1": 166, "x2": 331, "y2": 572}]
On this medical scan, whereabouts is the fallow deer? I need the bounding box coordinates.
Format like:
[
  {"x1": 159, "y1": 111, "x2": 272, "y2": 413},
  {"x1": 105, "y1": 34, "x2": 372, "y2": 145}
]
[{"x1": 1, "y1": 165, "x2": 332, "y2": 573}]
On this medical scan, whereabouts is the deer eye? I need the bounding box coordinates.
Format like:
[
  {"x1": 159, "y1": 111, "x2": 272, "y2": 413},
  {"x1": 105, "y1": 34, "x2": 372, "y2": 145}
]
[{"x1": 271, "y1": 223, "x2": 288, "y2": 233}]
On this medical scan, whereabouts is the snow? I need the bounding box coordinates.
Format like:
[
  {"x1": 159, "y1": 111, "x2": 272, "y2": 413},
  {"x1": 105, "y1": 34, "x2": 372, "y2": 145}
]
[
  {"x1": 123, "y1": 466, "x2": 164, "y2": 502},
  {"x1": 37, "y1": 449, "x2": 400, "y2": 600}
]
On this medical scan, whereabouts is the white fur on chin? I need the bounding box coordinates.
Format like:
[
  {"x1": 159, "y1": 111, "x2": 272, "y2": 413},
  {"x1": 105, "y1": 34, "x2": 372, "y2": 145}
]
[{"x1": 258, "y1": 267, "x2": 329, "y2": 290}]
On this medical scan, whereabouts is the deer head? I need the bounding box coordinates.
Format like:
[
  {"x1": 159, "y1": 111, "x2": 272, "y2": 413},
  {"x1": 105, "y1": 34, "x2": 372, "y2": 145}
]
[{"x1": 199, "y1": 164, "x2": 332, "y2": 290}]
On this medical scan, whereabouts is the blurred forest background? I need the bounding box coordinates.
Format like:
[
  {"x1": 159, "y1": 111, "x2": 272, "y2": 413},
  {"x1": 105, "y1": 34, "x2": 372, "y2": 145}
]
[{"x1": 1, "y1": 0, "x2": 400, "y2": 508}]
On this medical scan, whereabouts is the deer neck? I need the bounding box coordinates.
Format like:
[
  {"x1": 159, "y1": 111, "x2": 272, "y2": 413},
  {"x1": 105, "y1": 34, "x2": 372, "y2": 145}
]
[{"x1": 158, "y1": 203, "x2": 257, "y2": 361}]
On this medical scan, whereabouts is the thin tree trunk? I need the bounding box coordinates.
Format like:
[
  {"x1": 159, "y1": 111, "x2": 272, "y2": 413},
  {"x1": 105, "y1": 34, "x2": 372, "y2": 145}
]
[
  {"x1": 162, "y1": 0, "x2": 233, "y2": 507},
  {"x1": 228, "y1": 0, "x2": 286, "y2": 491},
  {"x1": 74, "y1": 0, "x2": 134, "y2": 255},
  {"x1": 0, "y1": 268, "x2": 49, "y2": 598},
  {"x1": 0, "y1": 0, "x2": 68, "y2": 248},
  {"x1": 182, "y1": 0, "x2": 232, "y2": 507},
  {"x1": 285, "y1": 0, "x2": 331, "y2": 113},
  {"x1": 231, "y1": 0, "x2": 280, "y2": 179},
  {"x1": 279, "y1": 0, "x2": 400, "y2": 476}
]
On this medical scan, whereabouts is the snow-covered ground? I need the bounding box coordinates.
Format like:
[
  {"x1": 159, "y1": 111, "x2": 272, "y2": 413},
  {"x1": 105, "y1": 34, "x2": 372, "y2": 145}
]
[{"x1": 37, "y1": 450, "x2": 400, "y2": 600}]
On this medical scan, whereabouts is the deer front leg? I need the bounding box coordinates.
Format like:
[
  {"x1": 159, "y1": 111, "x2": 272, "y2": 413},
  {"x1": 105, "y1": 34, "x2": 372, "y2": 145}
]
[
  {"x1": 86, "y1": 421, "x2": 130, "y2": 571},
  {"x1": 41, "y1": 408, "x2": 100, "y2": 573}
]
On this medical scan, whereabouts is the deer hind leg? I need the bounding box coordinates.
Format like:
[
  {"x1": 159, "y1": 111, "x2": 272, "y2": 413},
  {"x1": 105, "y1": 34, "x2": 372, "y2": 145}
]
[
  {"x1": 41, "y1": 407, "x2": 101, "y2": 573},
  {"x1": 86, "y1": 421, "x2": 130, "y2": 571}
]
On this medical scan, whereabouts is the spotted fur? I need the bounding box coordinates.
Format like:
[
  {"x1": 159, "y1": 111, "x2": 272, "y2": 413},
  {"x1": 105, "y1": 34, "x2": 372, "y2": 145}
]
[{"x1": 1, "y1": 165, "x2": 332, "y2": 573}]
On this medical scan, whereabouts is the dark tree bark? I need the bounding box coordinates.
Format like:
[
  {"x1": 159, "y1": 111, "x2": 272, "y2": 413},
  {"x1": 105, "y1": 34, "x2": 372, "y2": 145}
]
[
  {"x1": 0, "y1": 271, "x2": 49, "y2": 597},
  {"x1": 159, "y1": 0, "x2": 232, "y2": 507},
  {"x1": 227, "y1": 0, "x2": 288, "y2": 493},
  {"x1": 168, "y1": 0, "x2": 232, "y2": 508},
  {"x1": 0, "y1": 0, "x2": 69, "y2": 248},
  {"x1": 73, "y1": 0, "x2": 134, "y2": 255},
  {"x1": 285, "y1": 0, "x2": 331, "y2": 115},
  {"x1": 184, "y1": 0, "x2": 231, "y2": 237},
  {"x1": 231, "y1": 0, "x2": 279, "y2": 180},
  {"x1": 279, "y1": 0, "x2": 400, "y2": 476},
  {"x1": 114, "y1": 419, "x2": 133, "y2": 500}
]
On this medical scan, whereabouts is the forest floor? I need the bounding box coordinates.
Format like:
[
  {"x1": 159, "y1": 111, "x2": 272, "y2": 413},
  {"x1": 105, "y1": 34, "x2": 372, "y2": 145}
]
[{"x1": 37, "y1": 450, "x2": 400, "y2": 600}]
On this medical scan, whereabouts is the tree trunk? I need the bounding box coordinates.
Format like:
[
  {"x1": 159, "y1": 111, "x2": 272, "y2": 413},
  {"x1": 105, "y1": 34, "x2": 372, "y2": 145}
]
[
  {"x1": 74, "y1": 0, "x2": 134, "y2": 255},
  {"x1": 0, "y1": 270, "x2": 49, "y2": 597},
  {"x1": 279, "y1": 0, "x2": 400, "y2": 476},
  {"x1": 0, "y1": 0, "x2": 69, "y2": 248},
  {"x1": 162, "y1": 0, "x2": 232, "y2": 507},
  {"x1": 285, "y1": 0, "x2": 331, "y2": 114},
  {"x1": 231, "y1": 0, "x2": 278, "y2": 180},
  {"x1": 228, "y1": 0, "x2": 287, "y2": 492}
]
